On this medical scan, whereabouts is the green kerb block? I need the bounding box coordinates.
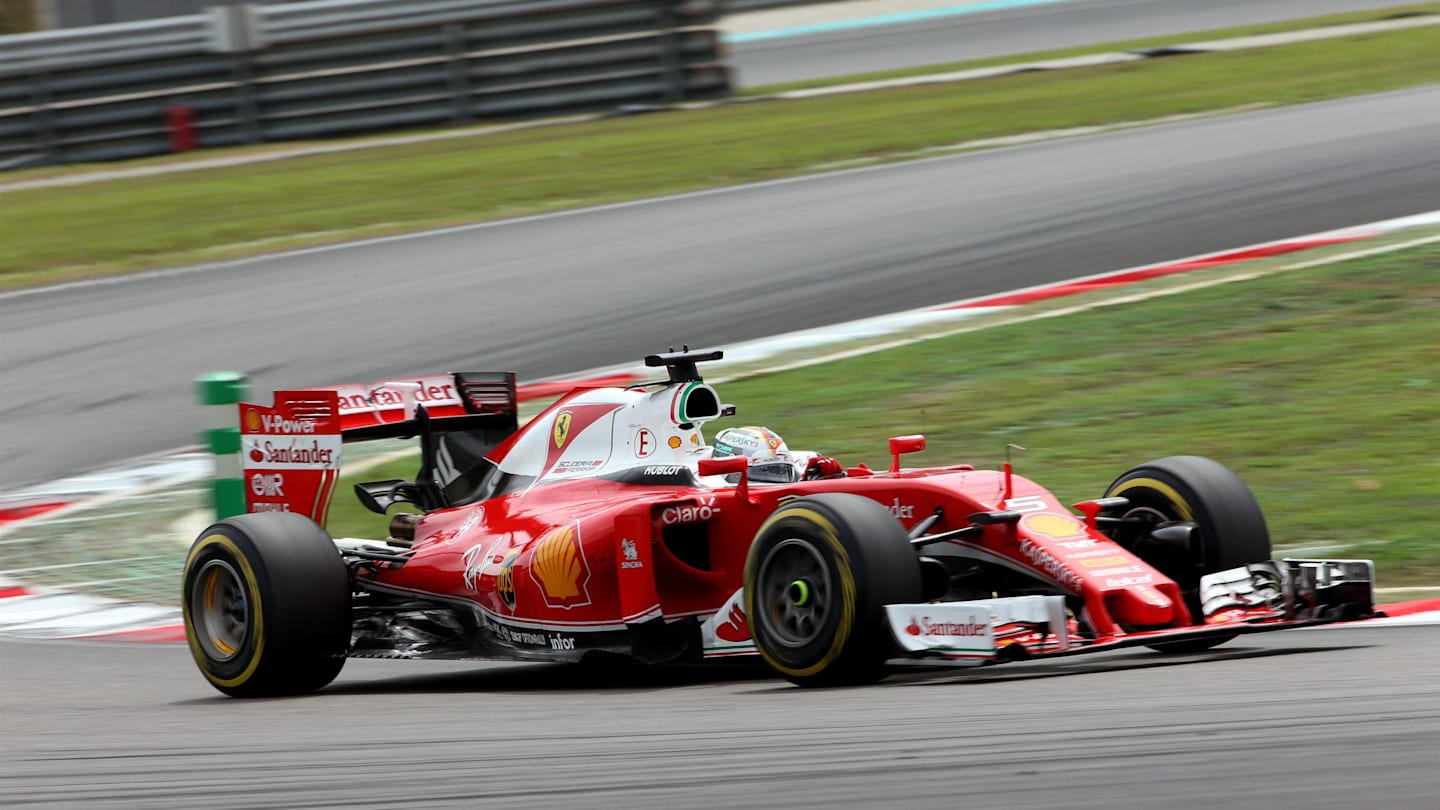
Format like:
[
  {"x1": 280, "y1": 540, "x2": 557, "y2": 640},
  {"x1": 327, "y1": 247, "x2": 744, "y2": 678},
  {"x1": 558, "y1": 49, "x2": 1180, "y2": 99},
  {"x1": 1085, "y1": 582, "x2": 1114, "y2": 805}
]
[
  {"x1": 212, "y1": 478, "x2": 246, "y2": 520},
  {"x1": 202, "y1": 427, "x2": 241, "y2": 455},
  {"x1": 196, "y1": 372, "x2": 249, "y2": 405}
]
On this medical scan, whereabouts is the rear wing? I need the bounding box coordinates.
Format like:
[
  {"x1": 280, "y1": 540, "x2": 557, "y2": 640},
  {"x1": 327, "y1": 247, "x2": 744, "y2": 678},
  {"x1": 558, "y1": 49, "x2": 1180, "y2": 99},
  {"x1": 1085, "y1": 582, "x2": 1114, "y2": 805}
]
[
  {"x1": 327, "y1": 372, "x2": 518, "y2": 440},
  {"x1": 238, "y1": 372, "x2": 517, "y2": 524}
]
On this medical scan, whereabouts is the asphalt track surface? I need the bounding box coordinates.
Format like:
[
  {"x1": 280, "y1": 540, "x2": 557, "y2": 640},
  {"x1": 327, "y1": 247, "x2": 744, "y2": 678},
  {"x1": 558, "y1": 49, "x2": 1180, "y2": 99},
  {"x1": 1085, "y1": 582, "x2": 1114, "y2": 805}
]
[
  {"x1": 3, "y1": 624, "x2": 1438, "y2": 808},
  {"x1": 730, "y1": 0, "x2": 1420, "y2": 86},
  {"x1": 5, "y1": 86, "x2": 1440, "y2": 489}
]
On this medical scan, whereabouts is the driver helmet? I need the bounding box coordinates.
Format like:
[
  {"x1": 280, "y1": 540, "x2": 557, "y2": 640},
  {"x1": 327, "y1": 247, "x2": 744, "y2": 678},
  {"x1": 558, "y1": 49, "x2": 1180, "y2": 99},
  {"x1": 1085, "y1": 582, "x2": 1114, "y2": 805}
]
[{"x1": 711, "y1": 426, "x2": 797, "y2": 483}]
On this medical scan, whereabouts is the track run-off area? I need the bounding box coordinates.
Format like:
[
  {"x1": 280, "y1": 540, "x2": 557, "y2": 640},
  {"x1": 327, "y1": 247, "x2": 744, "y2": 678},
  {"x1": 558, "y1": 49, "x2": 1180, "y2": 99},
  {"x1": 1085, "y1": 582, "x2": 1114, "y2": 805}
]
[{"x1": 3, "y1": 2, "x2": 1440, "y2": 804}]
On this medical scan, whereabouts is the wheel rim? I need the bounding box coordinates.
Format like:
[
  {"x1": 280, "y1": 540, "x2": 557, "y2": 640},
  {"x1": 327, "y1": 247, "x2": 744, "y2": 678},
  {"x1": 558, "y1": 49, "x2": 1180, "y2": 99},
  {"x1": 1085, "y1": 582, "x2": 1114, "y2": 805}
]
[
  {"x1": 1111, "y1": 498, "x2": 1205, "y2": 590},
  {"x1": 1110, "y1": 503, "x2": 1173, "y2": 546},
  {"x1": 191, "y1": 559, "x2": 249, "y2": 661},
  {"x1": 755, "y1": 538, "x2": 833, "y2": 649}
]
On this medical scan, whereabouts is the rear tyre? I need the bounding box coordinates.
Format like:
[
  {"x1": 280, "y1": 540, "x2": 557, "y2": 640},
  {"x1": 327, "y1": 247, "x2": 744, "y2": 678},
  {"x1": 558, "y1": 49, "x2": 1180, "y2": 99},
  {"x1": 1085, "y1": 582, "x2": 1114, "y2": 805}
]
[
  {"x1": 1103, "y1": 456, "x2": 1271, "y2": 653},
  {"x1": 182, "y1": 512, "x2": 351, "y2": 697},
  {"x1": 744, "y1": 493, "x2": 922, "y2": 687}
]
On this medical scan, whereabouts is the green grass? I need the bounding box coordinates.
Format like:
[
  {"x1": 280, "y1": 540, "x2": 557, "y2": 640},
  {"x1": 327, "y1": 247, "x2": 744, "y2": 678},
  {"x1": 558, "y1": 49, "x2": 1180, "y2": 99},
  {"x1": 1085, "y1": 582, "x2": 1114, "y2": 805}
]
[
  {"x1": 326, "y1": 242, "x2": 1440, "y2": 585},
  {"x1": 2, "y1": 21, "x2": 1438, "y2": 288}
]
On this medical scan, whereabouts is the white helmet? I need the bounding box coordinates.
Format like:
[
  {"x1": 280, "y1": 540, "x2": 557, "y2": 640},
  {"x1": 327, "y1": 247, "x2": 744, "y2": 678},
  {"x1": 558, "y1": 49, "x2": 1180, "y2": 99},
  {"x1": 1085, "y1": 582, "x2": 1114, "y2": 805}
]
[{"x1": 711, "y1": 426, "x2": 797, "y2": 483}]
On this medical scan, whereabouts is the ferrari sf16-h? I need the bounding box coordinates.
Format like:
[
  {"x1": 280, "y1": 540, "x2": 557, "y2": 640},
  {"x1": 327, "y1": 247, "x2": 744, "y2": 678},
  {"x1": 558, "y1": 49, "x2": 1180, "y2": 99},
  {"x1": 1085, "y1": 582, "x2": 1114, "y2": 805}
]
[{"x1": 183, "y1": 349, "x2": 1376, "y2": 696}]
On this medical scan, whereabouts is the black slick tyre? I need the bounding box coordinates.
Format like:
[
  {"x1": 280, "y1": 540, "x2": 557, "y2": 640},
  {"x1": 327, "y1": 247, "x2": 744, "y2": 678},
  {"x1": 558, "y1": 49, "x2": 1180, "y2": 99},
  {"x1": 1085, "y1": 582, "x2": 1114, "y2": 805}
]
[
  {"x1": 182, "y1": 512, "x2": 351, "y2": 697},
  {"x1": 1103, "y1": 456, "x2": 1271, "y2": 653},
  {"x1": 743, "y1": 493, "x2": 922, "y2": 687}
]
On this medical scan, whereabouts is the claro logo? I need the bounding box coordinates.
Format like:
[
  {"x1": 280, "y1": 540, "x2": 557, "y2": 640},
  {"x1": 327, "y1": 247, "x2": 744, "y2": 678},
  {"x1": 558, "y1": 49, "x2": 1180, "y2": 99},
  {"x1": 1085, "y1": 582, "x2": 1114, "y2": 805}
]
[{"x1": 661, "y1": 497, "x2": 721, "y2": 525}]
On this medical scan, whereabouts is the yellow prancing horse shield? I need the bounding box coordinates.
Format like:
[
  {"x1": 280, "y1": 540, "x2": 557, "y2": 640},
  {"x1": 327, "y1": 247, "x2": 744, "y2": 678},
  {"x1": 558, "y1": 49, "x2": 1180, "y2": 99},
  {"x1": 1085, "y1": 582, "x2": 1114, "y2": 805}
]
[{"x1": 553, "y1": 411, "x2": 573, "y2": 449}]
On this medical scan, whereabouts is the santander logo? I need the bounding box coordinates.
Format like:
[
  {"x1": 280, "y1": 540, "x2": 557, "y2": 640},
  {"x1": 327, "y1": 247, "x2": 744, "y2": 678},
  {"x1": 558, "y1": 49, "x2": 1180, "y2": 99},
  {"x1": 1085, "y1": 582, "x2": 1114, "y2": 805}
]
[{"x1": 906, "y1": 616, "x2": 988, "y2": 637}]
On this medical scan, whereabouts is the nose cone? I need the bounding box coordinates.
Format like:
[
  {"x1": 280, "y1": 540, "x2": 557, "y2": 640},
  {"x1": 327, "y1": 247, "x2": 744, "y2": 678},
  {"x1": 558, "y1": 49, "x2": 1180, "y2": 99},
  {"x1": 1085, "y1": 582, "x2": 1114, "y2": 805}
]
[{"x1": 1106, "y1": 584, "x2": 1176, "y2": 626}]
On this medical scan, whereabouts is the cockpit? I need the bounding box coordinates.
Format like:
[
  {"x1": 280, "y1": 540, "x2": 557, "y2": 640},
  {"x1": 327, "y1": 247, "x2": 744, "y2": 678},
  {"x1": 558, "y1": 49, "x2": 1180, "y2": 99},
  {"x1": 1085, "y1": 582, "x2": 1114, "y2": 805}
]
[{"x1": 354, "y1": 349, "x2": 824, "y2": 515}]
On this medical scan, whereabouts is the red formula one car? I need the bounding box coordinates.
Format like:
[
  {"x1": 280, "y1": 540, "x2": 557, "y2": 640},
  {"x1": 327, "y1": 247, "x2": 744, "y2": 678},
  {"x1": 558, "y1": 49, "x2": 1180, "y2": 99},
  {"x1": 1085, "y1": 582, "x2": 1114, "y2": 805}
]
[{"x1": 182, "y1": 349, "x2": 1377, "y2": 697}]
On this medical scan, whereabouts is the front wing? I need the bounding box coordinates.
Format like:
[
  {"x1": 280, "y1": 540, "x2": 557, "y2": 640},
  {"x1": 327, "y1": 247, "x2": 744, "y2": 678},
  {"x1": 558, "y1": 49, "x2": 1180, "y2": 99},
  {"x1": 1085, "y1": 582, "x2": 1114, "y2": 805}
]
[{"x1": 886, "y1": 558, "x2": 1377, "y2": 667}]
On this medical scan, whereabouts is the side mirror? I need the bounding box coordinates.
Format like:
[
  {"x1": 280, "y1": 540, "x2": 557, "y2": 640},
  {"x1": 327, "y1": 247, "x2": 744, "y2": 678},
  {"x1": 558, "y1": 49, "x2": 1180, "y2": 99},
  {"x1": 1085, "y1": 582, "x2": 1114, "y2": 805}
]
[
  {"x1": 698, "y1": 456, "x2": 753, "y2": 505},
  {"x1": 888, "y1": 434, "x2": 926, "y2": 473},
  {"x1": 698, "y1": 457, "x2": 747, "y2": 477}
]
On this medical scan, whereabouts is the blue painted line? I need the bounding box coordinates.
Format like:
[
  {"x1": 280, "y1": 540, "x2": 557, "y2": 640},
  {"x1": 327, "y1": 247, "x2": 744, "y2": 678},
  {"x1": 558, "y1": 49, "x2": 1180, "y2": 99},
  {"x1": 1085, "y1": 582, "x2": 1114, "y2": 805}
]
[{"x1": 727, "y1": 0, "x2": 1084, "y2": 43}]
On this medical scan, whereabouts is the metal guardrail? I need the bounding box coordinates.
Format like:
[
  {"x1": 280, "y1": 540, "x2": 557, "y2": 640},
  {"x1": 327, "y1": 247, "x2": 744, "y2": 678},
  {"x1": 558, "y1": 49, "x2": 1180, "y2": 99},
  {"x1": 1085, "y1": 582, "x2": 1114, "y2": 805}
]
[{"x1": 0, "y1": 0, "x2": 731, "y2": 167}]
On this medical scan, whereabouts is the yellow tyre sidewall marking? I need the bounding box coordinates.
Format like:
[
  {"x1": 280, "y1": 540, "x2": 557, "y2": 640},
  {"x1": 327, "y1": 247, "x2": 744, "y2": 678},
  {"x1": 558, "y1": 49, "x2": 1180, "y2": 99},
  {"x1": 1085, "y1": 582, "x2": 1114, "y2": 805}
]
[
  {"x1": 749, "y1": 507, "x2": 857, "y2": 679},
  {"x1": 183, "y1": 533, "x2": 266, "y2": 689},
  {"x1": 1108, "y1": 477, "x2": 1194, "y2": 521}
]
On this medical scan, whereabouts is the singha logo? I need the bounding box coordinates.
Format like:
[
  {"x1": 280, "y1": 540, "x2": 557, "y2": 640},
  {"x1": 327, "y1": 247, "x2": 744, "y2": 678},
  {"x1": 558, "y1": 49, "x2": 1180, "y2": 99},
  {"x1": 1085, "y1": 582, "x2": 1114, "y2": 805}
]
[{"x1": 620, "y1": 538, "x2": 642, "y2": 569}]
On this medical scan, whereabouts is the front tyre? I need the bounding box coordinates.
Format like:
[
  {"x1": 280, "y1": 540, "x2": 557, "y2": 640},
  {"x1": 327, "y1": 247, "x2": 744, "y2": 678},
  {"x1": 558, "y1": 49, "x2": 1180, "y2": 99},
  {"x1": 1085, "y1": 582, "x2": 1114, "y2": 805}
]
[
  {"x1": 744, "y1": 494, "x2": 921, "y2": 687},
  {"x1": 1104, "y1": 456, "x2": 1271, "y2": 653},
  {"x1": 182, "y1": 512, "x2": 351, "y2": 697}
]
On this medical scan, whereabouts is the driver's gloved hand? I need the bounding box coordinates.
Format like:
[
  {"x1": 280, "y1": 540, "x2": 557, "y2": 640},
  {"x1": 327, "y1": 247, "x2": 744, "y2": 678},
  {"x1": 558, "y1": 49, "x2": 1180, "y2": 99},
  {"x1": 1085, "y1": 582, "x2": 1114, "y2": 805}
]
[{"x1": 804, "y1": 457, "x2": 845, "y2": 480}]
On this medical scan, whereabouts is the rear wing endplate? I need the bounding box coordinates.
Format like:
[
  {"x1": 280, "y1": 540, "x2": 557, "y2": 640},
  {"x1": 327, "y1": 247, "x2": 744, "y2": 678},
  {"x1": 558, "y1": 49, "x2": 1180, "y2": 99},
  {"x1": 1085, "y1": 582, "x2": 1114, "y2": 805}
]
[{"x1": 237, "y1": 372, "x2": 517, "y2": 523}]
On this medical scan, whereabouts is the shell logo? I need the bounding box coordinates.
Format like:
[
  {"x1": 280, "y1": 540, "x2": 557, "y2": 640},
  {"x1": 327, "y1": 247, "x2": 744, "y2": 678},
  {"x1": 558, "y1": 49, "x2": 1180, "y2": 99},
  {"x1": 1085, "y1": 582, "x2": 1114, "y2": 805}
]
[
  {"x1": 530, "y1": 524, "x2": 592, "y2": 609},
  {"x1": 244, "y1": 408, "x2": 261, "y2": 432},
  {"x1": 1022, "y1": 513, "x2": 1087, "y2": 540},
  {"x1": 553, "y1": 411, "x2": 573, "y2": 449},
  {"x1": 668, "y1": 435, "x2": 683, "y2": 449},
  {"x1": 495, "y1": 549, "x2": 520, "y2": 610}
]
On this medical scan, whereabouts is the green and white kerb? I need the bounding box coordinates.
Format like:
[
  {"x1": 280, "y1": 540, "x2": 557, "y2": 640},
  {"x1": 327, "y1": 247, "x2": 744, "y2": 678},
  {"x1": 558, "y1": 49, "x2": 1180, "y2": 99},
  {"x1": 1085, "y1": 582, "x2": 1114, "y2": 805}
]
[{"x1": 195, "y1": 371, "x2": 249, "y2": 519}]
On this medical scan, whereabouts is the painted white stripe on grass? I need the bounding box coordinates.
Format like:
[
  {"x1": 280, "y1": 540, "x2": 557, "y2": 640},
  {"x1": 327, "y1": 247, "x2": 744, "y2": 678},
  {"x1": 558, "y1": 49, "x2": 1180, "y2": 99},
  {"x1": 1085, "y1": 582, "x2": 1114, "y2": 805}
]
[
  {"x1": 711, "y1": 212, "x2": 1440, "y2": 380},
  {"x1": 1283, "y1": 233, "x2": 1440, "y2": 270},
  {"x1": 776, "y1": 52, "x2": 1142, "y2": 99}
]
